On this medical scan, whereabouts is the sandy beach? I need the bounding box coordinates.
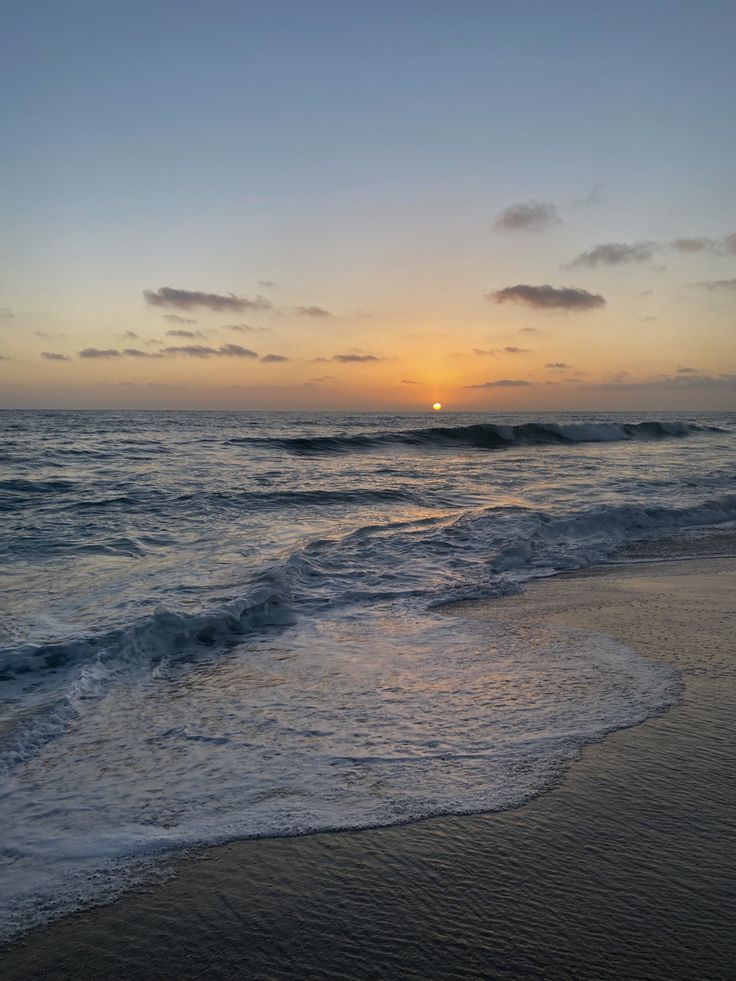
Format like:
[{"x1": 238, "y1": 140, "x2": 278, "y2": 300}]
[{"x1": 3, "y1": 554, "x2": 735, "y2": 980}]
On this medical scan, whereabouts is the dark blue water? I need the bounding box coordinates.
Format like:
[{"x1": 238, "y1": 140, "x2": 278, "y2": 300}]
[{"x1": 1, "y1": 409, "x2": 734, "y2": 940}]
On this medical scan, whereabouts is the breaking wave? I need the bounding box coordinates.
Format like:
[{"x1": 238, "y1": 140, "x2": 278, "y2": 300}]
[{"x1": 226, "y1": 420, "x2": 723, "y2": 454}]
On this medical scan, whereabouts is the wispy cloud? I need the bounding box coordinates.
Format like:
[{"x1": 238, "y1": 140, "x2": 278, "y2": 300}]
[
  {"x1": 258, "y1": 279, "x2": 276, "y2": 288},
  {"x1": 332, "y1": 353, "x2": 381, "y2": 363},
  {"x1": 472, "y1": 345, "x2": 531, "y2": 356},
  {"x1": 296, "y1": 305, "x2": 333, "y2": 318},
  {"x1": 260, "y1": 353, "x2": 289, "y2": 363},
  {"x1": 677, "y1": 366, "x2": 699, "y2": 374},
  {"x1": 490, "y1": 284, "x2": 605, "y2": 311},
  {"x1": 123, "y1": 348, "x2": 162, "y2": 358},
  {"x1": 573, "y1": 184, "x2": 605, "y2": 207},
  {"x1": 222, "y1": 323, "x2": 270, "y2": 334},
  {"x1": 0, "y1": 308, "x2": 14, "y2": 324},
  {"x1": 401, "y1": 379, "x2": 419, "y2": 384},
  {"x1": 41, "y1": 351, "x2": 71, "y2": 361},
  {"x1": 671, "y1": 232, "x2": 736, "y2": 255},
  {"x1": 599, "y1": 373, "x2": 736, "y2": 390},
  {"x1": 571, "y1": 241, "x2": 658, "y2": 266},
  {"x1": 165, "y1": 329, "x2": 206, "y2": 339},
  {"x1": 693, "y1": 278, "x2": 736, "y2": 291},
  {"x1": 544, "y1": 361, "x2": 570, "y2": 369},
  {"x1": 78, "y1": 347, "x2": 121, "y2": 358},
  {"x1": 144, "y1": 287, "x2": 273, "y2": 312},
  {"x1": 671, "y1": 237, "x2": 712, "y2": 253},
  {"x1": 494, "y1": 200, "x2": 560, "y2": 233},
  {"x1": 162, "y1": 314, "x2": 198, "y2": 325},
  {"x1": 161, "y1": 343, "x2": 258, "y2": 358},
  {"x1": 463, "y1": 378, "x2": 532, "y2": 388}
]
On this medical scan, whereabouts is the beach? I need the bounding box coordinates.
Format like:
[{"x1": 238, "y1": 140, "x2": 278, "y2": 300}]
[{"x1": 3, "y1": 552, "x2": 734, "y2": 980}]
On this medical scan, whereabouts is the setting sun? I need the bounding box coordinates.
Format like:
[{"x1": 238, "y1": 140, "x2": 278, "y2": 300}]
[{"x1": 432, "y1": 402, "x2": 442, "y2": 411}]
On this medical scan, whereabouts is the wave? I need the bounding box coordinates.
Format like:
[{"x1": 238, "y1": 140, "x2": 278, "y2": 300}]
[
  {"x1": 3, "y1": 489, "x2": 735, "y2": 778},
  {"x1": 226, "y1": 419, "x2": 723, "y2": 455}
]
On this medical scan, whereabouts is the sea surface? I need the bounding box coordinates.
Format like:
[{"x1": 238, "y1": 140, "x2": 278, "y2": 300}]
[{"x1": 1, "y1": 409, "x2": 735, "y2": 941}]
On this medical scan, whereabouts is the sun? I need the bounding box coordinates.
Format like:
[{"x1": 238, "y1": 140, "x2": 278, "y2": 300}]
[{"x1": 432, "y1": 402, "x2": 442, "y2": 411}]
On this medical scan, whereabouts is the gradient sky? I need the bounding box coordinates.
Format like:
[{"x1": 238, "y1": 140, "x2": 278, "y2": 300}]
[{"x1": 1, "y1": 0, "x2": 734, "y2": 410}]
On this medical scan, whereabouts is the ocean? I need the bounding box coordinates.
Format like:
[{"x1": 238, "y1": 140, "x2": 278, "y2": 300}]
[{"x1": 1, "y1": 409, "x2": 735, "y2": 941}]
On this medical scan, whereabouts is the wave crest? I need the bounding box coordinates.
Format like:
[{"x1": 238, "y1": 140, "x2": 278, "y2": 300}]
[{"x1": 227, "y1": 420, "x2": 722, "y2": 454}]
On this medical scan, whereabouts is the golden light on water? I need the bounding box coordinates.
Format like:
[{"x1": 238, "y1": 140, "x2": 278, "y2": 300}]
[{"x1": 432, "y1": 402, "x2": 442, "y2": 411}]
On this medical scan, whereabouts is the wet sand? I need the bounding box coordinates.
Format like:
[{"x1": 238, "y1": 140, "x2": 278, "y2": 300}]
[{"x1": 2, "y1": 556, "x2": 735, "y2": 980}]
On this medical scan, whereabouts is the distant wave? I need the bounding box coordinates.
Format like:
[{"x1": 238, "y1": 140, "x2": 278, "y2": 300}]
[{"x1": 227, "y1": 420, "x2": 723, "y2": 455}]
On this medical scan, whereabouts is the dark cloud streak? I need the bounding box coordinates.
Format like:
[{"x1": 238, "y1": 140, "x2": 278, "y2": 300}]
[
  {"x1": 490, "y1": 284, "x2": 606, "y2": 311},
  {"x1": 495, "y1": 200, "x2": 560, "y2": 233},
  {"x1": 144, "y1": 287, "x2": 272, "y2": 312}
]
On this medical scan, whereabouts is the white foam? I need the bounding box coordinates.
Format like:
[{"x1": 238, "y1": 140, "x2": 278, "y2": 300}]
[{"x1": 0, "y1": 609, "x2": 679, "y2": 943}]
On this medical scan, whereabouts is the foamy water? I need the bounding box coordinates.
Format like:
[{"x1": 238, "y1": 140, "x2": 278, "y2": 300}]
[{"x1": 1, "y1": 410, "x2": 734, "y2": 940}]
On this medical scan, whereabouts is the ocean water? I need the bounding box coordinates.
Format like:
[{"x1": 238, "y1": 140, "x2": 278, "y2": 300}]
[{"x1": 1, "y1": 409, "x2": 735, "y2": 941}]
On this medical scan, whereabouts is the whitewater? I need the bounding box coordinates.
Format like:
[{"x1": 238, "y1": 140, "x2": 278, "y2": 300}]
[{"x1": 1, "y1": 409, "x2": 735, "y2": 942}]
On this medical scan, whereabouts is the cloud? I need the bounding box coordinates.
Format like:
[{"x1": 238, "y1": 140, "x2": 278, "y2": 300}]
[
  {"x1": 490, "y1": 284, "x2": 606, "y2": 311},
  {"x1": 222, "y1": 323, "x2": 270, "y2": 334},
  {"x1": 161, "y1": 343, "x2": 258, "y2": 358},
  {"x1": 123, "y1": 348, "x2": 162, "y2": 358},
  {"x1": 693, "y1": 278, "x2": 736, "y2": 291},
  {"x1": 78, "y1": 347, "x2": 121, "y2": 358},
  {"x1": 219, "y1": 343, "x2": 258, "y2": 358},
  {"x1": 545, "y1": 361, "x2": 570, "y2": 369},
  {"x1": 401, "y1": 379, "x2": 419, "y2": 384},
  {"x1": 260, "y1": 353, "x2": 289, "y2": 363},
  {"x1": 332, "y1": 353, "x2": 381, "y2": 363},
  {"x1": 310, "y1": 375, "x2": 336, "y2": 382},
  {"x1": 473, "y1": 345, "x2": 531, "y2": 355},
  {"x1": 573, "y1": 184, "x2": 605, "y2": 207},
  {"x1": 296, "y1": 305, "x2": 333, "y2": 318},
  {"x1": 671, "y1": 237, "x2": 712, "y2": 253},
  {"x1": 35, "y1": 330, "x2": 68, "y2": 340},
  {"x1": 599, "y1": 373, "x2": 736, "y2": 391},
  {"x1": 41, "y1": 352, "x2": 71, "y2": 361},
  {"x1": 677, "y1": 366, "x2": 699, "y2": 374},
  {"x1": 165, "y1": 329, "x2": 206, "y2": 338},
  {"x1": 463, "y1": 378, "x2": 532, "y2": 388},
  {"x1": 0, "y1": 308, "x2": 14, "y2": 324},
  {"x1": 144, "y1": 287, "x2": 272, "y2": 312},
  {"x1": 117, "y1": 330, "x2": 139, "y2": 340},
  {"x1": 571, "y1": 241, "x2": 658, "y2": 266},
  {"x1": 494, "y1": 200, "x2": 560, "y2": 233},
  {"x1": 671, "y1": 232, "x2": 736, "y2": 255},
  {"x1": 610, "y1": 371, "x2": 630, "y2": 382},
  {"x1": 162, "y1": 314, "x2": 198, "y2": 325},
  {"x1": 0, "y1": 355, "x2": 9, "y2": 361},
  {"x1": 518, "y1": 327, "x2": 541, "y2": 335},
  {"x1": 258, "y1": 280, "x2": 276, "y2": 288}
]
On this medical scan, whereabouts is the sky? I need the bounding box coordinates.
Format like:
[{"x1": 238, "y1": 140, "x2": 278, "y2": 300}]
[{"x1": 1, "y1": 0, "x2": 734, "y2": 410}]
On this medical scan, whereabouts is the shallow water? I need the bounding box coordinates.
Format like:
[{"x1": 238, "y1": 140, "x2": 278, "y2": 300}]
[{"x1": 1, "y1": 409, "x2": 734, "y2": 940}]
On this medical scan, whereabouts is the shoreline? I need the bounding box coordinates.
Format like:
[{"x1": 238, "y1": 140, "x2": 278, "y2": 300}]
[{"x1": 3, "y1": 554, "x2": 736, "y2": 979}]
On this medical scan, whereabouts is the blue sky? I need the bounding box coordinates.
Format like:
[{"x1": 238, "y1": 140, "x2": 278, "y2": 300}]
[{"x1": 1, "y1": 0, "x2": 735, "y2": 408}]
